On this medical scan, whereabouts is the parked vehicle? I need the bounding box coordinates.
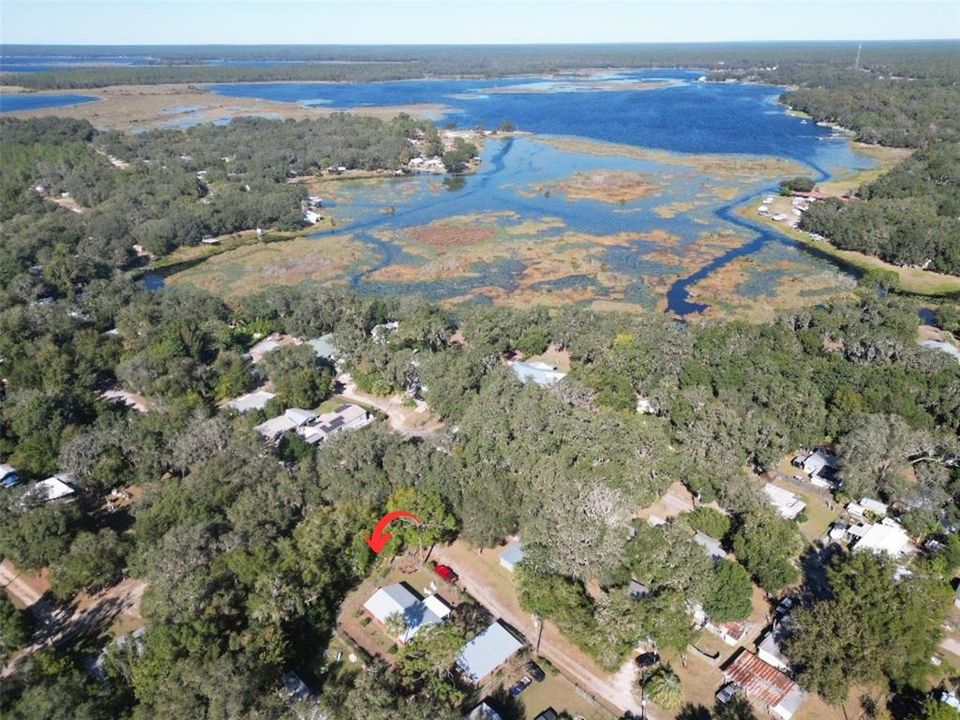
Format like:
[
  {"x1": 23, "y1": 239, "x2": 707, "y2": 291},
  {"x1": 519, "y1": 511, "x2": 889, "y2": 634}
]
[
  {"x1": 635, "y1": 651, "x2": 660, "y2": 668},
  {"x1": 432, "y1": 562, "x2": 458, "y2": 583},
  {"x1": 716, "y1": 682, "x2": 743, "y2": 704},
  {"x1": 508, "y1": 676, "x2": 532, "y2": 696},
  {"x1": 526, "y1": 661, "x2": 546, "y2": 681}
]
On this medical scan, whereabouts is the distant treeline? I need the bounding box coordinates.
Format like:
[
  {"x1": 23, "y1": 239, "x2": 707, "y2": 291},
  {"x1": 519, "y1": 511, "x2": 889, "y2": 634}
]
[
  {"x1": 6, "y1": 40, "x2": 957, "y2": 89},
  {"x1": 0, "y1": 114, "x2": 440, "y2": 266}
]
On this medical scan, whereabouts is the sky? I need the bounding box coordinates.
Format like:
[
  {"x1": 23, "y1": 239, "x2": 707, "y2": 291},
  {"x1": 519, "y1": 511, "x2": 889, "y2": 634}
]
[{"x1": 2, "y1": 1, "x2": 959, "y2": 45}]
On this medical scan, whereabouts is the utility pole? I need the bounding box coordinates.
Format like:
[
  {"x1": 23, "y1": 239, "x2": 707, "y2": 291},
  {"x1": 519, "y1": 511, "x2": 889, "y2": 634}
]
[{"x1": 531, "y1": 614, "x2": 542, "y2": 656}]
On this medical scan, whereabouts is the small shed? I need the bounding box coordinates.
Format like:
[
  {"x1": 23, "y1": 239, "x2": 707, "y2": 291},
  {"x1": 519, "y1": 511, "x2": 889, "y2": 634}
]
[{"x1": 499, "y1": 542, "x2": 525, "y2": 572}]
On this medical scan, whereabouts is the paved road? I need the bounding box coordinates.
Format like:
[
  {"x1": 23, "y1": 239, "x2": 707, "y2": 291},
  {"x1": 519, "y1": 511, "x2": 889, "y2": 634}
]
[{"x1": 434, "y1": 542, "x2": 651, "y2": 718}]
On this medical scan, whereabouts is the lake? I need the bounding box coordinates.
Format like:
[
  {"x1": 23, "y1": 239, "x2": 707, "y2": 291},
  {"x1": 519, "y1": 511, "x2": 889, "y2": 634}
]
[
  {"x1": 0, "y1": 93, "x2": 99, "y2": 112},
  {"x1": 190, "y1": 72, "x2": 876, "y2": 316}
]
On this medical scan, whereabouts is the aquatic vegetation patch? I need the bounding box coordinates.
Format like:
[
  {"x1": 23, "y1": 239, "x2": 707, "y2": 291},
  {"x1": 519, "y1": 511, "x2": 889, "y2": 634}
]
[
  {"x1": 527, "y1": 169, "x2": 663, "y2": 204},
  {"x1": 166, "y1": 235, "x2": 372, "y2": 299},
  {"x1": 538, "y1": 135, "x2": 808, "y2": 181}
]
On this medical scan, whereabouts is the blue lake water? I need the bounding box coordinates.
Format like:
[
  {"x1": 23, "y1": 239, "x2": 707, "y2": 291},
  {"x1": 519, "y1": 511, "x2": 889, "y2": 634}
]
[
  {"x1": 0, "y1": 93, "x2": 99, "y2": 112},
  {"x1": 205, "y1": 72, "x2": 873, "y2": 315}
]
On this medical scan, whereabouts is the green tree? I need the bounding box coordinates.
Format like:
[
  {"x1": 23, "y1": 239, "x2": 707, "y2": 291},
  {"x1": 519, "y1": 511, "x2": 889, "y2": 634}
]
[
  {"x1": 703, "y1": 559, "x2": 754, "y2": 622},
  {"x1": 384, "y1": 487, "x2": 457, "y2": 556},
  {"x1": 785, "y1": 552, "x2": 952, "y2": 703},
  {"x1": 259, "y1": 343, "x2": 332, "y2": 408},
  {"x1": 685, "y1": 507, "x2": 732, "y2": 540},
  {"x1": 50, "y1": 530, "x2": 126, "y2": 601},
  {"x1": 918, "y1": 698, "x2": 960, "y2": 720},
  {"x1": 0, "y1": 592, "x2": 33, "y2": 662},
  {"x1": 731, "y1": 509, "x2": 802, "y2": 592}
]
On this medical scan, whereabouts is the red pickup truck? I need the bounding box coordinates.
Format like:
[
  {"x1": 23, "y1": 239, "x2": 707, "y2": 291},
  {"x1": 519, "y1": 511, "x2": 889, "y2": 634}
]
[{"x1": 432, "y1": 562, "x2": 458, "y2": 584}]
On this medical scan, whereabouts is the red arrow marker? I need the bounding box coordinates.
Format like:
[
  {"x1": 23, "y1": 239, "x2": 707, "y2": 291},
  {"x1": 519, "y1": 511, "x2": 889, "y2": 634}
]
[{"x1": 365, "y1": 510, "x2": 421, "y2": 554}]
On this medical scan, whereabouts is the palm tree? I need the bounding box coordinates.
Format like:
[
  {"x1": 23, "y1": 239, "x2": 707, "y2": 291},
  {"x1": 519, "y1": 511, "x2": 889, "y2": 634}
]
[
  {"x1": 384, "y1": 611, "x2": 409, "y2": 640},
  {"x1": 645, "y1": 666, "x2": 684, "y2": 711}
]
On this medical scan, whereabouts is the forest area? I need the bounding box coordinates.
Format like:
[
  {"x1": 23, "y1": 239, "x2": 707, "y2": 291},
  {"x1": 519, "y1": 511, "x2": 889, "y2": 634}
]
[{"x1": 1, "y1": 40, "x2": 960, "y2": 720}]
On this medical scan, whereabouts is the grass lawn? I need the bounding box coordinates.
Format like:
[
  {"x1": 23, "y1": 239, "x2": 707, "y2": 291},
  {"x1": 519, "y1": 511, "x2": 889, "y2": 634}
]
[{"x1": 516, "y1": 669, "x2": 615, "y2": 720}]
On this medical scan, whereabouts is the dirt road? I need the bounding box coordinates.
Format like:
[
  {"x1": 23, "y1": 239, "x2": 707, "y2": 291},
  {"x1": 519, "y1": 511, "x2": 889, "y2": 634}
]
[
  {"x1": 1, "y1": 559, "x2": 146, "y2": 677},
  {"x1": 434, "y1": 542, "x2": 652, "y2": 718}
]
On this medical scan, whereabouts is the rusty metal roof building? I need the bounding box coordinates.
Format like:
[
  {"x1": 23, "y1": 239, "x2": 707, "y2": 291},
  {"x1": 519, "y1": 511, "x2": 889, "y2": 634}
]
[{"x1": 724, "y1": 649, "x2": 805, "y2": 720}]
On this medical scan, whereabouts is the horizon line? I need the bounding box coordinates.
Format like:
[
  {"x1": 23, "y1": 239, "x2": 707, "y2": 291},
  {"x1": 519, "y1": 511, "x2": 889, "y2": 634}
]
[{"x1": 2, "y1": 38, "x2": 959, "y2": 48}]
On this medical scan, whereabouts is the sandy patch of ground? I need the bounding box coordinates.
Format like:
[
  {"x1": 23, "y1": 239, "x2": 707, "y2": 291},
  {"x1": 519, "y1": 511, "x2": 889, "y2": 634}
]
[
  {"x1": 2, "y1": 558, "x2": 146, "y2": 677},
  {"x1": 336, "y1": 376, "x2": 442, "y2": 438}
]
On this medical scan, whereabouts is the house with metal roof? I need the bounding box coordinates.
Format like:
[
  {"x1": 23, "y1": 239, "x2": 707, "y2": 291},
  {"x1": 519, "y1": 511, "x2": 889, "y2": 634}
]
[
  {"x1": 509, "y1": 360, "x2": 566, "y2": 387},
  {"x1": 226, "y1": 390, "x2": 276, "y2": 413},
  {"x1": 362, "y1": 582, "x2": 451, "y2": 643},
  {"x1": 457, "y1": 621, "x2": 524, "y2": 683},
  {"x1": 757, "y1": 617, "x2": 791, "y2": 672},
  {"x1": 763, "y1": 483, "x2": 806, "y2": 521},
  {"x1": 307, "y1": 334, "x2": 338, "y2": 362},
  {"x1": 296, "y1": 404, "x2": 372, "y2": 445},
  {"x1": 853, "y1": 518, "x2": 915, "y2": 558},
  {"x1": 30, "y1": 474, "x2": 76, "y2": 502},
  {"x1": 255, "y1": 414, "x2": 299, "y2": 442},
  {"x1": 723, "y1": 649, "x2": 805, "y2": 720},
  {"x1": 694, "y1": 531, "x2": 726, "y2": 560}
]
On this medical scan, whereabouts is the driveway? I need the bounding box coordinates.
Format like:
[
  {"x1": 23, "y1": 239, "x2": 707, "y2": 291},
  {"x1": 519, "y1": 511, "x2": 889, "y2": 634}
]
[
  {"x1": 336, "y1": 374, "x2": 444, "y2": 438},
  {"x1": 1, "y1": 559, "x2": 145, "y2": 677}
]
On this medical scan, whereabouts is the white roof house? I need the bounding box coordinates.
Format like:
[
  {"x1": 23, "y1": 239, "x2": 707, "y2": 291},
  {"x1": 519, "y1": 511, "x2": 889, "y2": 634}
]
[
  {"x1": 763, "y1": 483, "x2": 806, "y2": 520},
  {"x1": 694, "y1": 531, "x2": 726, "y2": 560},
  {"x1": 284, "y1": 408, "x2": 317, "y2": 426},
  {"x1": 362, "y1": 583, "x2": 451, "y2": 643},
  {"x1": 859, "y1": 497, "x2": 889, "y2": 517},
  {"x1": 246, "y1": 333, "x2": 301, "y2": 364},
  {"x1": 801, "y1": 449, "x2": 838, "y2": 477},
  {"x1": 296, "y1": 404, "x2": 372, "y2": 445},
  {"x1": 854, "y1": 519, "x2": 914, "y2": 558},
  {"x1": 32, "y1": 475, "x2": 76, "y2": 502},
  {"x1": 510, "y1": 361, "x2": 566, "y2": 387},
  {"x1": 457, "y1": 621, "x2": 524, "y2": 683},
  {"x1": 226, "y1": 390, "x2": 276, "y2": 413},
  {"x1": 757, "y1": 619, "x2": 791, "y2": 672},
  {"x1": 255, "y1": 415, "x2": 298, "y2": 442}
]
